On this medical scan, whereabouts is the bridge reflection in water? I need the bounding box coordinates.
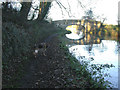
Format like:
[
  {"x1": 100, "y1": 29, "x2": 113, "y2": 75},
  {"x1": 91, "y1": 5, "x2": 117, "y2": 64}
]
[
  {"x1": 65, "y1": 19, "x2": 118, "y2": 45},
  {"x1": 70, "y1": 29, "x2": 118, "y2": 45},
  {"x1": 65, "y1": 20, "x2": 119, "y2": 88}
]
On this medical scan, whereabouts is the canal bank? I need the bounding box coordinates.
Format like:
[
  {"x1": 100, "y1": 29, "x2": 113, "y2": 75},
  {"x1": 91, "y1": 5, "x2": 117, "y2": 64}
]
[
  {"x1": 67, "y1": 40, "x2": 119, "y2": 88},
  {"x1": 2, "y1": 19, "x2": 111, "y2": 88},
  {"x1": 61, "y1": 24, "x2": 119, "y2": 88},
  {"x1": 17, "y1": 30, "x2": 110, "y2": 88}
]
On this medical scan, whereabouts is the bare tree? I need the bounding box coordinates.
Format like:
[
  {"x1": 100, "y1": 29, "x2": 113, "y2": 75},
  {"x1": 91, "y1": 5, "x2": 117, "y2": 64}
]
[{"x1": 54, "y1": 0, "x2": 76, "y2": 18}]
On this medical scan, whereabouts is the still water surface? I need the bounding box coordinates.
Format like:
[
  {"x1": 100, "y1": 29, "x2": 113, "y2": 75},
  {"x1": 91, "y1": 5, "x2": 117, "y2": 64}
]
[{"x1": 66, "y1": 32, "x2": 119, "y2": 88}]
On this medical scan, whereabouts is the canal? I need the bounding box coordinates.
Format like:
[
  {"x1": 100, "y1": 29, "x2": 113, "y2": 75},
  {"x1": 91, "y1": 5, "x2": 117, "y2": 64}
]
[{"x1": 64, "y1": 21, "x2": 119, "y2": 88}]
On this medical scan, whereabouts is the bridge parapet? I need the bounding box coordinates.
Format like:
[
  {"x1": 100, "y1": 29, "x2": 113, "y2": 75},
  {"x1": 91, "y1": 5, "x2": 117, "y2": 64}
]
[{"x1": 53, "y1": 19, "x2": 102, "y2": 33}]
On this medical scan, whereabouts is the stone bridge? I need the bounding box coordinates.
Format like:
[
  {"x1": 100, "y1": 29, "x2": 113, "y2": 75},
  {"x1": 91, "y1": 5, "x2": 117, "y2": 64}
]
[
  {"x1": 53, "y1": 19, "x2": 102, "y2": 33},
  {"x1": 52, "y1": 19, "x2": 118, "y2": 45}
]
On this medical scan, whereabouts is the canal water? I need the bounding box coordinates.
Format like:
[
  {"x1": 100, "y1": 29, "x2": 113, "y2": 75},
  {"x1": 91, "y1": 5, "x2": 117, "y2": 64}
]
[{"x1": 66, "y1": 30, "x2": 119, "y2": 88}]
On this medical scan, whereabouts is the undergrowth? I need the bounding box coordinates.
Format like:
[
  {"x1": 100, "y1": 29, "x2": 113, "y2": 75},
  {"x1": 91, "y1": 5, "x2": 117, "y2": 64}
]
[
  {"x1": 2, "y1": 19, "x2": 60, "y2": 88},
  {"x1": 58, "y1": 30, "x2": 112, "y2": 89}
]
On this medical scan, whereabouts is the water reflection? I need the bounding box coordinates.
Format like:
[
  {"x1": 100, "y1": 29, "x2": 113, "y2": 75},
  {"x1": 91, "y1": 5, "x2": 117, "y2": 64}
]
[
  {"x1": 66, "y1": 24, "x2": 119, "y2": 88},
  {"x1": 68, "y1": 40, "x2": 119, "y2": 88}
]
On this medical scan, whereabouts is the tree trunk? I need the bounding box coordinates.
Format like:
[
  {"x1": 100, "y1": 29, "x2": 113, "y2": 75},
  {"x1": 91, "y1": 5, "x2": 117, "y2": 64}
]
[{"x1": 38, "y1": 2, "x2": 51, "y2": 21}]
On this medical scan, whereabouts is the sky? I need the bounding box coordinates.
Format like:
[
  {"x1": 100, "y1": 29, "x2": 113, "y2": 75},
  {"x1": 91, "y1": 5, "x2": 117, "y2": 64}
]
[
  {"x1": 1, "y1": 0, "x2": 119, "y2": 25},
  {"x1": 47, "y1": 0, "x2": 120, "y2": 25}
]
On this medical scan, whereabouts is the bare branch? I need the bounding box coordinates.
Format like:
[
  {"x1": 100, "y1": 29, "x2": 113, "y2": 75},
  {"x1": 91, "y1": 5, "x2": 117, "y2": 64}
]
[
  {"x1": 77, "y1": 0, "x2": 86, "y2": 10},
  {"x1": 55, "y1": 0, "x2": 74, "y2": 18},
  {"x1": 67, "y1": 0, "x2": 73, "y2": 17},
  {"x1": 55, "y1": 0, "x2": 64, "y2": 17}
]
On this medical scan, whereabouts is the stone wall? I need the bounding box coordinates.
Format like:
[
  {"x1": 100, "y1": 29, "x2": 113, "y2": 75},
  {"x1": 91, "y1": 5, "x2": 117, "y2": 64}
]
[{"x1": 53, "y1": 19, "x2": 102, "y2": 33}]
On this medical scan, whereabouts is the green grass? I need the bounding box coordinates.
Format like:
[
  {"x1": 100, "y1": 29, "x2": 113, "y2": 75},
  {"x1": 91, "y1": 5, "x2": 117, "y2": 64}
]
[
  {"x1": 58, "y1": 30, "x2": 111, "y2": 89},
  {"x1": 2, "y1": 19, "x2": 61, "y2": 88},
  {"x1": 2, "y1": 13, "x2": 116, "y2": 88}
]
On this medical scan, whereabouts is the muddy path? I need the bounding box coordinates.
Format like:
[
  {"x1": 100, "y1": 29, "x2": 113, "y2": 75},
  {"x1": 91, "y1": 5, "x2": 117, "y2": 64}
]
[
  {"x1": 18, "y1": 33, "x2": 71, "y2": 88},
  {"x1": 18, "y1": 31, "x2": 90, "y2": 88}
]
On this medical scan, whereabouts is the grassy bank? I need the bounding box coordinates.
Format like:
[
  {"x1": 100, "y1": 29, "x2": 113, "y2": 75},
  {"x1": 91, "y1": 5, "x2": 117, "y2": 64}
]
[
  {"x1": 3, "y1": 13, "x2": 118, "y2": 88},
  {"x1": 58, "y1": 30, "x2": 111, "y2": 89},
  {"x1": 2, "y1": 19, "x2": 61, "y2": 88}
]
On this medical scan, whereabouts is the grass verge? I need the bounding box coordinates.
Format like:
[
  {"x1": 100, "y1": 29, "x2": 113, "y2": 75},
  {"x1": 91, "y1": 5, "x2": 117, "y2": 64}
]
[
  {"x1": 2, "y1": 19, "x2": 61, "y2": 88},
  {"x1": 58, "y1": 30, "x2": 111, "y2": 89}
]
